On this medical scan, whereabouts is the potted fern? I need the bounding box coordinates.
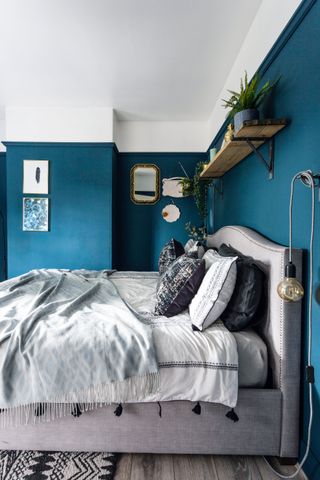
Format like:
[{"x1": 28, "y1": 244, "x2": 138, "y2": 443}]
[{"x1": 222, "y1": 71, "x2": 277, "y2": 133}]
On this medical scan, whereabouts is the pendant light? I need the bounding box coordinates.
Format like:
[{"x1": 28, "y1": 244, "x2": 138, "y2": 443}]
[
  {"x1": 265, "y1": 170, "x2": 318, "y2": 478},
  {"x1": 277, "y1": 261, "x2": 304, "y2": 302},
  {"x1": 277, "y1": 170, "x2": 319, "y2": 302}
]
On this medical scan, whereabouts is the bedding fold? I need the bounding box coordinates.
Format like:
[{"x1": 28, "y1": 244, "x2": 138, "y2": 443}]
[
  {"x1": 0, "y1": 269, "x2": 159, "y2": 425},
  {"x1": 0, "y1": 269, "x2": 240, "y2": 427},
  {"x1": 111, "y1": 272, "x2": 239, "y2": 408}
]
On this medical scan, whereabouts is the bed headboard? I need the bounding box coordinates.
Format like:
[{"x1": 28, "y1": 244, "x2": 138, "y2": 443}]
[{"x1": 207, "y1": 226, "x2": 303, "y2": 457}]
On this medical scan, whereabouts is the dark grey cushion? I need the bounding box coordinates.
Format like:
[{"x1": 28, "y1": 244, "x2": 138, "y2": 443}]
[
  {"x1": 158, "y1": 239, "x2": 185, "y2": 275},
  {"x1": 155, "y1": 254, "x2": 205, "y2": 317},
  {"x1": 218, "y1": 243, "x2": 265, "y2": 331}
]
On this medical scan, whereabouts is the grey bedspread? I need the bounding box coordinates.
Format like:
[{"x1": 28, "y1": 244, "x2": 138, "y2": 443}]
[{"x1": 0, "y1": 269, "x2": 159, "y2": 423}]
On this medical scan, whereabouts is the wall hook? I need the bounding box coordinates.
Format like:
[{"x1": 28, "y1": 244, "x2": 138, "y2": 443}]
[{"x1": 299, "y1": 170, "x2": 320, "y2": 202}]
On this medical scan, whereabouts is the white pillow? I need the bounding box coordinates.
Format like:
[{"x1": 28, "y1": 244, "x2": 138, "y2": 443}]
[
  {"x1": 184, "y1": 239, "x2": 195, "y2": 253},
  {"x1": 189, "y1": 250, "x2": 237, "y2": 331},
  {"x1": 184, "y1": 239, "x2": 205, "y2": 259},
  {"x1": 202, "y1": 248, "x2": 218, "y2": 270}
]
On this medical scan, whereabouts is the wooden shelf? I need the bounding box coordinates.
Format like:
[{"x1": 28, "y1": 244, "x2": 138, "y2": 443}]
[{"x1": 201, "y1": 119, "x2": 287, "y2": 178}]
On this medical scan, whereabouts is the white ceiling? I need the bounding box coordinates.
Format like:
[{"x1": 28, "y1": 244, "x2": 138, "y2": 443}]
[{"x1": 0, "y1": 0, "x2": 262, "y2": 121}]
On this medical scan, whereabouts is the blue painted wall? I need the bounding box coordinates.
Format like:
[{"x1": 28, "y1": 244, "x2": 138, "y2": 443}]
[
  {"x1": 210, "y1": 1, "x2": 320, "y2": 477},
  {"x1": 116, "y1": 152, "x2": 206, "y2": 271},
  {"x1": 6, "y1": 142, "x2": 206, "y2": 277},
  {"x1": 0, "y1": 152, "x2": 6, "y2": 281},
  {"x1": 3, "y1": 145, "x2": 206, "y2": 276},
  {"x1": 5, "y1": 142, "x2": 116, "y2": 278}
]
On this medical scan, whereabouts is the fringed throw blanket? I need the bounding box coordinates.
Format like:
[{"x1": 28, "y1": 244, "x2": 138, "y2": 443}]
[{"x1": 0, "y1": 269, "x2": 159, "y2": 426}]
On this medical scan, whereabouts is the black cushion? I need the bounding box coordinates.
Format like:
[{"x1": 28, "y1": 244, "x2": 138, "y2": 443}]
[
  {"x1": 218, "y1": 243, "x2": 265, "y2": 331},
  {"x1": 155, "y1": 254, "x2": 205, "y2": 317},
  {"x1": 158, "y1": 238, "x2": 185, "y2": 275}
]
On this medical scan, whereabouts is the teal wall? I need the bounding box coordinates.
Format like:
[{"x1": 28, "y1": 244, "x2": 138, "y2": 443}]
[
  {"x1": 116, "y1": 152, "x2": 206, "y2": 271},
  {"x1": 1, "y1": 2, "x2": 319, "y2": 475},
  {"x1": 0, "y1": 152, "x2": 6, "y2": 281},
  {"x1": 2, "y1": 146, "x2": 204, "y2": 276},
  {"x1": 210, "y1": 1, "x2": 320, "y2": 477},
  {"x1": 5, "y1": 142, "x2": 116, "y2": 278}
]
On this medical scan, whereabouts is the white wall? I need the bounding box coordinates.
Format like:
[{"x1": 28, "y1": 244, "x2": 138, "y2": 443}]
[
  {"x1": 114, "y1": 120, "x2": 208, "y2": 152},
  {"x1": 0, "y1": 0, "x2": 302, "y2": 153},
  {"x1": 0, "y1": 109, "x2": 5, "y2": 152},
  {"x1": 113, "y1": 0, "x2": 302, "y2": 152},
  {"x1": 4, "y1": 107, "x2": 114, "y2": 144},
  {"x1": 206, "y1": 0, "x2": 302, "y2": 147}
]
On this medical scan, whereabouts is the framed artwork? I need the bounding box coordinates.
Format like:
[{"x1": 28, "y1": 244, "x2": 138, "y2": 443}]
[
  {"x1": 23, "y1": 197, "x2": 49, "y2": 232},
  {"x1": 23, "y1": 160, "x2": 49, "y2": 194}
]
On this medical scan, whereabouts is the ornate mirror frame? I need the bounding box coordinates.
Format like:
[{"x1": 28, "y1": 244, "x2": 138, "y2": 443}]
[{"x1": 130, "y1": 164, "x2": 160, "y2": 205}]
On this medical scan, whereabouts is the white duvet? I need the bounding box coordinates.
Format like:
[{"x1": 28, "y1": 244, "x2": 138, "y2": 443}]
[{"x1": 110, "y1": 271, "x2": 239, "y2": 408}]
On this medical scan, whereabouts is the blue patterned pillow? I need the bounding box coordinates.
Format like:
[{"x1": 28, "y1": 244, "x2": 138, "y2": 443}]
[
  {"x1": 155, "y1": 254, "x2": 205, "y2": 317},
  {"x1": 158, "y1": 238, "x2": 185, "y2": 275}
]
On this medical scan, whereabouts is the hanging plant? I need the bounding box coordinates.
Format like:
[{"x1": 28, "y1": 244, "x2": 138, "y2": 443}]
[
  {"x1": 180, "y1": 162, "x2": 212, "y2": 242},
  {"x1": 180, "y1": 162, "x2": 211, "y2": 220},
  {"x1": 180, "y1": 177, "x2": 194, "y2": 197},
  {"x1": 193, "y1": 162, "x2": 212, "y2": 220}
]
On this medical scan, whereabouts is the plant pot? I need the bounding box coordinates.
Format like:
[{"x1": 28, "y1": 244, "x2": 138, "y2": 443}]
[
  {"x1": 180, "y1": 178, "x2": 193, "y2": 197},
  {"x1": 234, "y1": 108, "x2": 259, "y2": 134}
]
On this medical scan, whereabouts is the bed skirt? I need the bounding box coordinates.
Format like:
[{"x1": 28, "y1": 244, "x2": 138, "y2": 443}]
[{"x1": 0, "y1": 389, "x2": 283, "y2": 457}]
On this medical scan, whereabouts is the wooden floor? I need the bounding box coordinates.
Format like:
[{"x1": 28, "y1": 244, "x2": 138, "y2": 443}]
[{"x1": 114, "y1": 454, "x2": 307, "y2": 480}]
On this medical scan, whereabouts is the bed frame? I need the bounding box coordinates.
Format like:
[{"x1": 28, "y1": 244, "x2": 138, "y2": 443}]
[{"x1": 0, "y1": 226, "x2": 302, "y2": 461}]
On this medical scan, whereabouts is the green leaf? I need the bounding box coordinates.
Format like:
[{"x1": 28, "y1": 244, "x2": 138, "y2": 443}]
[{"x1": 221, "y1": 71, "x2": 278, "y2": 118}]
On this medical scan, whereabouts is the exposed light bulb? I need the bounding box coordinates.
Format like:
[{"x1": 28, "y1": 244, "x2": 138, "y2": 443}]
[{"x1": 277, "y1": 262, "x2": 304, "y2": 302}]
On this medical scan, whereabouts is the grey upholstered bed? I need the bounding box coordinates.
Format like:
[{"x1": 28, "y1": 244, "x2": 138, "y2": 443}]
[{"x1": 0, "y1": 226, "x2": 302, "y2": 461}]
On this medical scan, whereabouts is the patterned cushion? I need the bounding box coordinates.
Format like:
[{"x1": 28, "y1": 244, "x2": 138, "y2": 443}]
[
  {"x1": 158, "y1": 238, "x2": 185, "y2": 275},
  {"x1": 155, "y1": 254, "x2": 205, "y2": 317},
  {"x1": 189, "y1": 250, "x2": 238, "y2": 331}
]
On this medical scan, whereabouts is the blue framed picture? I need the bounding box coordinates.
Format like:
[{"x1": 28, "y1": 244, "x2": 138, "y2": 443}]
[{"x1": 23, "y1": 197, "x2": 49, "y2": 232}]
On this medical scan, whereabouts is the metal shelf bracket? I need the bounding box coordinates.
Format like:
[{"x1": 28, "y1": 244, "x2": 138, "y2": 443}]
[
  {"x1": 211, "y1": 178, "x2": 223, "y2": 198},
  {"x1": 245, "y1": 137, "x2": 274, "y2": 180}
]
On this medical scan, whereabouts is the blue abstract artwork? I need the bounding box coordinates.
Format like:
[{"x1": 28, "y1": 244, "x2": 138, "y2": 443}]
[{"x1": 23, "y1": 197, "x2": 49, "y2": 232}]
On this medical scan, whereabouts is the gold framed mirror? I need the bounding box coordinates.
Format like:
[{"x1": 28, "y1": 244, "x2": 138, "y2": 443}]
[{"x1": 130, "y1": 164, "x2": 160, "y2": 205}]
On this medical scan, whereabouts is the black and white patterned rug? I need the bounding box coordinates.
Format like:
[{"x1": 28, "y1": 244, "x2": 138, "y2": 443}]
[{"x1": 0, "y1": 450, "x2": 118, "y2": 480}]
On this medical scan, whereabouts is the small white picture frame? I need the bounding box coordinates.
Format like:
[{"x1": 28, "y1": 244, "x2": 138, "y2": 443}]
[
  {"x1": 162, "y1": 178, "x2": 185, "y2": 198},
  {"x1": 23, "y1": 160, "x2": 49, "y2": 194}
]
